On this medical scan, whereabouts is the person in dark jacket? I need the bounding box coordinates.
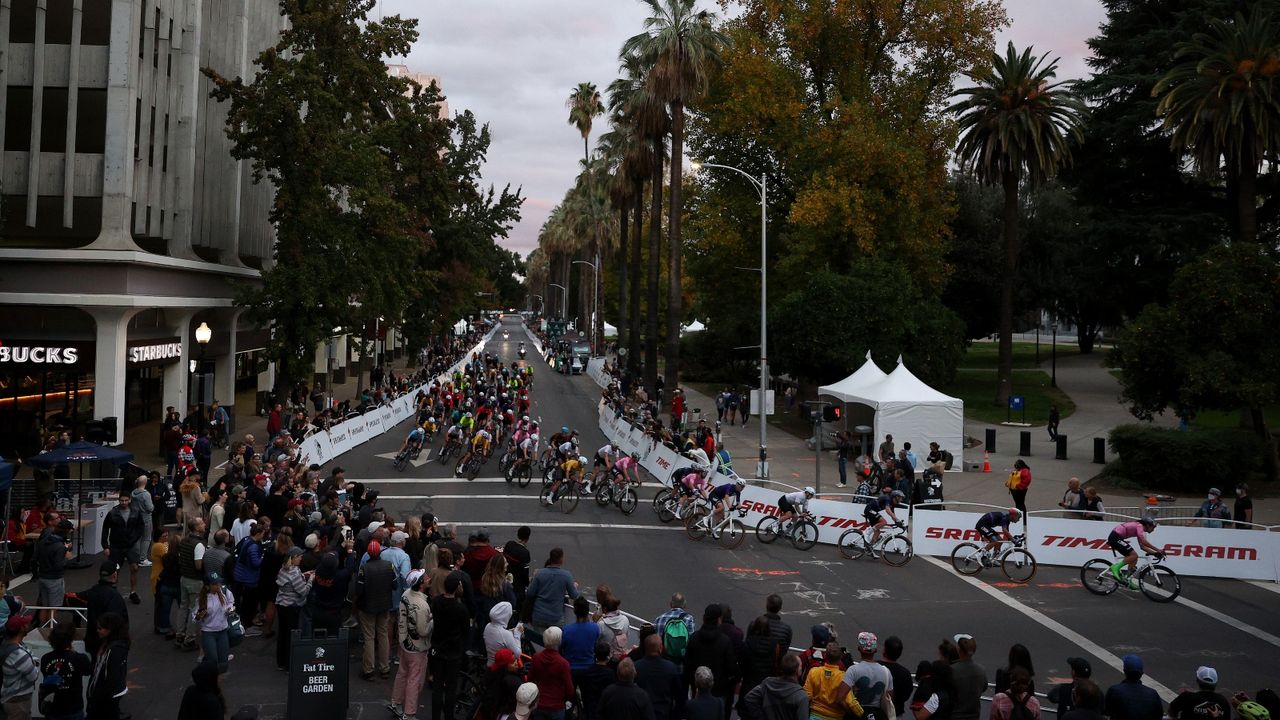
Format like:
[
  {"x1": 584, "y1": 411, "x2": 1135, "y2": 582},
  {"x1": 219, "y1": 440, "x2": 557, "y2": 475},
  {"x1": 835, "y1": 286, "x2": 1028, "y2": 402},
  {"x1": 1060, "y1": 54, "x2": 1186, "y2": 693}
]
[
  {"x1": 635, "y1": 634, "x2": 681, "y2": 720},
  {"x1": 309, "y1": 550, "x2": 351, "y2": 637},
  {"x1": 599, "y1": 658, "x2": 656, "y2": 720},
  {"x1": 429, "y1": 575, "x2": 471, "y2": 720},
  {"x1": 762, "y1": 594, "x2": 792, "y2": 673},
  {"x1": 36, "y1": 520, "x2": 73, "y2": 623},
  {"x1": 742, "y1": 653, "x2": 809, "y2": 720},
  {"x1": 577, "y1": 643, "x2": 617, "y2": 720},
  {"x1": 177, "y1": 660, "x2": 226, "y2": 720},
  {"x1": 353, "y1": 540, "x2": 396, "y2": 679},
  {"x1": 480, "y1": 648, "x2": 523, "y2": 720},
  {"x1": 39, "y1": 622, "x2": 91, "y2": 720},
  {"x1": 100, "y1": 494, "x2": 145, "y2": 604},
  {"x1": 1048, "y1": 657, "x2": 1093, "y2": 717},
  {"x1": 83, "y1": 562, "x2": 129, "y2": 659},
  {"x1": 86, "y1": 612, "x2": 129, "y2": 720},
  {"x1": 231, "y1": 523, "x2": 266, "y2": 630},
  {"x1": 683, "y1": 604, "x2": 738, "y2": 708},
  {"x1": 741, "y1": 616, "x2": 777, "y2": 706}
]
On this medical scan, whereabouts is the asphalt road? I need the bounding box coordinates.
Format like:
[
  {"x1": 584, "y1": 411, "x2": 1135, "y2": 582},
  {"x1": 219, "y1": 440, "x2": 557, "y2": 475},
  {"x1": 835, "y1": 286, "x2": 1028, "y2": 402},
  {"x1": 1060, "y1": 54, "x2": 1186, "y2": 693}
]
[{"x1": 117, "y1": 316, "x2": 1280, "y2": 719}]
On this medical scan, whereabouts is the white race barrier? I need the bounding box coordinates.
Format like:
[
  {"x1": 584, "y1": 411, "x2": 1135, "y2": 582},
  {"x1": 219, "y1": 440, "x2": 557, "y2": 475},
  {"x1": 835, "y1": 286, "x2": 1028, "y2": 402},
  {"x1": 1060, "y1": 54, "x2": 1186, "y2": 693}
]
[
  {"x1": 295, "y1": 328, "x2": 497, "y2": 469},
  {"x1": 586, "y1": 357, "x2": 610, "y2": 388},
  {"x1": 594, "y1": 399, "x2": 1280, "y2": 581}
]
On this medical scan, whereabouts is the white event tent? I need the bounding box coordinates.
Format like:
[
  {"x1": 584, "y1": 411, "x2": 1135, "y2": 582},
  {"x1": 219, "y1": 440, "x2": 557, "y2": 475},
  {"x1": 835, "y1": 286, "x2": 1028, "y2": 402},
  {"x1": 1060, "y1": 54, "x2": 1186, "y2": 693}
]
[{"x1": 818, "y1": 352, "x2": 965, "y2": 468}]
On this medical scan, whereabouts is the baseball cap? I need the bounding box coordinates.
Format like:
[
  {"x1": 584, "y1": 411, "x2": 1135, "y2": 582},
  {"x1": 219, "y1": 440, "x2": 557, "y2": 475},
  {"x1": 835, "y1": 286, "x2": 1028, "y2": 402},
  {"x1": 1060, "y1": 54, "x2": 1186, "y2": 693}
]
[
  {"x1": 811, "y1": 624, "x2": 832, "y2": 646},
  {"x1": 305, "y1": 533, "x2": 319, "y2": 549},
  {"x1": 1122, "y1": 654, "x2": 1143, "y2": 674},
  {"x1": 367, "y1": 541, "x2": 383, "y2": 558},
  {"x1": 406, "y1": 569, "x2": 426, "y2": 589},
  {"x1": 205, "y1": 571, "x2": 223, "y2": 585},
  {"x1": 5, "y1": 614, "x2": 32, "y2": 633},
  {"x1": 1196, "y1": 666, "x2": 1218, "y2": 686},
  {"x1": 515, "y1": 682, "x2": 539, "y2": 720},
  {"x1": 391, "y1": 531, "x2": 408, "y2": 544},
  {"x1": 287, "y1": 546, "x2": 305, "y2": 558},
  {"x1": 1208, "y1": 487, "x2": 1222, "y2": 497},
  {"x1": 288, "y1": 499, "x2": 305, "y2": 509},
  {"x1": 99, "y1": 561, "x2": 119, "y2": 578},
  {"x1": 857, "y1": 632, "x2": 878, "y2": 653},
  {"x1": 1067, "y1": 657, "x2": 1092, "y2": 677},
  {"x1": 492, "y1": 647, "x2": 516, "y2": 670},
  {"x1": 367, "y1": 521, "x2": 384, "y2": 533}
]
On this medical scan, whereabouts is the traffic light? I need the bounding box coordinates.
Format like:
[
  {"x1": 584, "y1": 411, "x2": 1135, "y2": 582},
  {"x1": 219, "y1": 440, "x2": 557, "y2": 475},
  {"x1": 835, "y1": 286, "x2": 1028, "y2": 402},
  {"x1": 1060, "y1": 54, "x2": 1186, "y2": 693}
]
[{"x1": 823, "y1": 405, "x2": 841, "y2": 422}]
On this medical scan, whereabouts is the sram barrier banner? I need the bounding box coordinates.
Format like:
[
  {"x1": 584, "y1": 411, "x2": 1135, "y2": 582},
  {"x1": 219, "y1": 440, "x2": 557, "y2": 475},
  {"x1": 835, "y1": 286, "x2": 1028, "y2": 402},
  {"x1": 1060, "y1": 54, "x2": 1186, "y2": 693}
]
[
  {"x1": 595, "y1": 399, "x2": 1280, "y2": 581},
  {"x1": 587, "y1": 358, "x2": 609, "y2": 388},
  {"x1": 911, "y1": 510, "x2": 1280, "y2": 581}
]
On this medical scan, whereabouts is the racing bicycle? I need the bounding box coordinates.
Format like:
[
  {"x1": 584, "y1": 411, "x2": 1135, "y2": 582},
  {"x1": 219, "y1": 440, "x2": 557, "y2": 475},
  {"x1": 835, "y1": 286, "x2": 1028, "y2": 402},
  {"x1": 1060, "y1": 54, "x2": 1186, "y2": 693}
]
[
  {"x1": 437, "y1": 436, "x2": 462, "y2": 465},
  {"x1": 594, "y1": 476, "x2": 639, "y2": 515},
  {"x1": 838, "y1": 521, "x2": 914, "y2": 566},
  {"x1": 1080, "y1": 551, "x2": 1181, "y2": 602},
  {"x1": 950, "y1": 534, "x2": 1036, "y2": 583},
  {"x1": 755, "y1": 512, "x2": 819, "y2": 551},
  {"x1": 540, "y1": 474, "x2": 583, "y2": 513},
  {"x1": 685, "y1": 504, "x2": 748, "y2": 549},
  {"x1": 391, "y1": 443, "x2": 423, "y2": 472},
  {"x1": 652, "y1": 487, "x2": 704, "y2": 524},
  {"x1": 505, "y1": 456, "x2": 534, "y2": 488}
]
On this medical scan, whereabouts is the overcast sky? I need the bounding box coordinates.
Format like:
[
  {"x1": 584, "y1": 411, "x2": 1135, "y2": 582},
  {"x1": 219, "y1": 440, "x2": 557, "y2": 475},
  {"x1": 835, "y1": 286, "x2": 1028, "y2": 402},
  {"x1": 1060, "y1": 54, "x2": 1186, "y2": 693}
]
[{"x1": 383, "y1": 0, "x2": 1109, "y2": 258}]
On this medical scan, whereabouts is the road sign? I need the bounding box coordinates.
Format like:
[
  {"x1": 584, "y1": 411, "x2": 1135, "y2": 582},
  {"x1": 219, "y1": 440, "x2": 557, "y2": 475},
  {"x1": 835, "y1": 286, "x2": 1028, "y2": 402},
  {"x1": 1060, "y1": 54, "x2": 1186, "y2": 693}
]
[
  {"x1": 287, "y1": 628, "x2": 349, "y2": 720},
  {"x1": 1008, "y1": 395, "x2": 1024, "y2": 410}
]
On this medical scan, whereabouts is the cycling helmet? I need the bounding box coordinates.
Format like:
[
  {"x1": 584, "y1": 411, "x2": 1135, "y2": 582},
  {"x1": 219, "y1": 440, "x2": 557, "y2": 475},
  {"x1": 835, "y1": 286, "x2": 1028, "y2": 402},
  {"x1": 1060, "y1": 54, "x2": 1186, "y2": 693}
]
[
  {"x1": 561, "y1": 426, "x2": 569, "y2": 434},
  {"x1": 182, "y1": 434, "x2": 195, "y2": 444},
  {"x1": 530, "y1": 434, "x2": 539, "y2": 442},
  {"x1": 735, "y1": 477, "x2": 747, "y2": 488},
  {"x1": 571, "y1": 429, "x2": 579, "y2": 436},
  {"x1": 891, "y1": 490, "x2": 905, "y2": 500},
  {"x1": 1237, "y1": 702, "x2": 1270, "y2": 720},
  {"x1": 464, "y1": 412, "x2": 473, "y2": 418},
  {"x1": 630, "y1": 452, "x2": 640, "y2": 461},
  {"x1": 1008, "y1": 507, "x2": 1022, "y2": 520},
  {"x1": 427, "y1": 416, "x2": 435, "y2": 424},
  {"x1": 522, "y1": 415, "x2": 529, "y2": 422},
  {"x1": 803, "y1": 486, "x2": 816, "y2": 497},
  {"x1": 578, "y1": 455, "x2": 589, "y2": 465},
  {"x1": 1140, "y1": 515, "x2": 1157, "y2": 529}
]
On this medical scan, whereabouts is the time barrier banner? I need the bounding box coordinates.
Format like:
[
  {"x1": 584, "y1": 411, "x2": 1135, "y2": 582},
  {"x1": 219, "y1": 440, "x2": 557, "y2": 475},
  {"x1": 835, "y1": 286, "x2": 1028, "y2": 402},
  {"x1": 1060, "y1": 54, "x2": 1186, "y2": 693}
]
[
  {"x1": 593, "y1": 399, "x2": 1280, "y2": 581},
  {"x1": 295, "y1": 328, "x2": 497, "y2": 470}
]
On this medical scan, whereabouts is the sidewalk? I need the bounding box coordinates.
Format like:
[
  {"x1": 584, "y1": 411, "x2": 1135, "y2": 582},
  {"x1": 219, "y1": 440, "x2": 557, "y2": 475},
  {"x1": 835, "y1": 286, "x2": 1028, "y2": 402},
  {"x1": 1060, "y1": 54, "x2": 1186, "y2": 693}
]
[{"x1": 672, "y1": 382, "x2": 1278, "y2": 525}]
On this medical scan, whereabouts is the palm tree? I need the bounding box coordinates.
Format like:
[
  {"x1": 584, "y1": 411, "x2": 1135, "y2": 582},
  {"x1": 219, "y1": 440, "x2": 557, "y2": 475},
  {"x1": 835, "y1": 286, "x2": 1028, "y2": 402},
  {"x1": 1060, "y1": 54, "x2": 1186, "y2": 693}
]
[
  {"x1": 623, "y1": 0, "x2": 730, "y2": 407},
  {"x1": 567, "y1": 83, "x2": 607, "y2": 347},
  {"x1": 1154, "y1": 9, "x2": 1280, "y2": 244},
  {"x1": 597, "y1": 127, "x2": 633, "y2": 352},
  {"x1": 950, "y1": 42, "x2": 1087, "y2": 407}
]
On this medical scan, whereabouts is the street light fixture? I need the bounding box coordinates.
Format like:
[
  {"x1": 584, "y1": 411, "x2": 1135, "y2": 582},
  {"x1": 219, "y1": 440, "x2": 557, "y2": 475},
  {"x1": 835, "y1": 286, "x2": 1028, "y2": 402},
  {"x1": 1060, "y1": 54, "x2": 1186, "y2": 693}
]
[
  {"x1": 194, "y1": 321, "x2": 212, "y2": 435},
  {"x1": 549, "y1": 283, "x2": 568, "y2": 321},
  {"x1": 690, "y1": 160, "x2": 770, "y2": 479},
  {"x1": 573, "y1": 259, "x2": 599, "y2": 354}
]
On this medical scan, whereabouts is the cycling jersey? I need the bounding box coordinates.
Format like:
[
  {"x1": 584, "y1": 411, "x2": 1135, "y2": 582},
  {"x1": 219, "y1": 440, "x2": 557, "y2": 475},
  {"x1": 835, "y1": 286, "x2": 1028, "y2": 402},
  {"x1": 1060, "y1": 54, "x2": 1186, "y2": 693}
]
[
  {"x1": 473, "y1": 430, "x2": 492, "y2": 448},
  {"x1": 611, "y1": 456, "x2": 636, "y2": 474},
  {"x1": 459, "y1": 416, "x2": 475, "y2": 431},
  {"x1": 709, "y1": 483, "x2": 740, "y2": 502},
  {"x1": 779, "y1": 491, "x2": 808, "y2": 513},
  {"x1": 597, "y1": 444, "x2": 615, "y2": 456},
  {"x1": 407, "y1": 427, "x2": 425, "y2": 443},
  {"x1": 976, "y1": 511, "x2": 1013, "y2": 530},
  {"x1": 561, "y1": 459, "x2": 582, "y2": 475},
  {"x1": 557, "y1": 440, "x2": 576, "y2": 456},
  {"x1": 594, "y1": 446, "x2": 614, "y2": 467},
  {"x1": 1111, "y1": 521, "x2": 1147, "y2": 542},
  {"x1": 518, "y1": 437, "x2": 537, "y2": 454},
  {"x1": 863, "y1": 495, "x2": 900, "y2": 520}
]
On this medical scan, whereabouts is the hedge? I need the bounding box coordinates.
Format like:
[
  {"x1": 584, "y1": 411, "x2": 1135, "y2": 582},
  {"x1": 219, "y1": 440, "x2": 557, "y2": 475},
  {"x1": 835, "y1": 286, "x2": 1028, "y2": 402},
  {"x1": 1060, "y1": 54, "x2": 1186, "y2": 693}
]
[{"x1": 1103, "y1": 424, "x2": 1265, "y2": 493}]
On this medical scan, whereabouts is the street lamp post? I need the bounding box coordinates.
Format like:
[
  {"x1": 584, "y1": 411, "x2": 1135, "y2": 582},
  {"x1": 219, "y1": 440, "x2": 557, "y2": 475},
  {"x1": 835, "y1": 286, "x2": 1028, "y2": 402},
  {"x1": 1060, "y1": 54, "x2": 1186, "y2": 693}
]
[
  {"x1": 573, "y1": 260, "x2": 599, "y2": 354},
  {"x1": 194, "y1": 321, "x2": 212, "y2": 435},
  {"x1": 1051, "y1": 322, "x2": 1059, "y2": 387},
  {"x1": 549, "y1": 283, "x2": 568, "y2": 321},
  {"x1": 690, "y1": 160, "x2": 769, "y2": 480}
]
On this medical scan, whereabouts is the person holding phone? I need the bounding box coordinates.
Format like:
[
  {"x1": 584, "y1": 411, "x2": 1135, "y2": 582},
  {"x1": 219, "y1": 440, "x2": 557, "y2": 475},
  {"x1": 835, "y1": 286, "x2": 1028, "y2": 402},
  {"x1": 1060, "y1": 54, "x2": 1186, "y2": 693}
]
[{"x1": 274, "y1": 546, "x2": 313, "y2": 671}]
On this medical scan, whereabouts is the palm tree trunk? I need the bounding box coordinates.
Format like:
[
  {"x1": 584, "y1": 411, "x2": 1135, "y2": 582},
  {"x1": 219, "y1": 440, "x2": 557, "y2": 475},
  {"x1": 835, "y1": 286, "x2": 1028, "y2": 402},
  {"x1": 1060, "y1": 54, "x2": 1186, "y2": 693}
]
[
  {"x1": 645, "y1": 138, "x2": 664, "y2": 397},
  {"x1": 1237, "y1": 161, "x2": 1258, "y2": 244},
  {"x1": 628, "y1": 181, "x2": 644, "y2": 375},
  {"x1": 561, "y1": 254, "x2": 571, "y2": 319},
  {"x1": 618, "y1": 201, "x2": 630, "y2": 356},
  {"x1": 663, "y1": 100, "x2": 685, "y2": 412},
  {"x1": 996, "y1": 168, "x2": 1019, "y2": 407}
]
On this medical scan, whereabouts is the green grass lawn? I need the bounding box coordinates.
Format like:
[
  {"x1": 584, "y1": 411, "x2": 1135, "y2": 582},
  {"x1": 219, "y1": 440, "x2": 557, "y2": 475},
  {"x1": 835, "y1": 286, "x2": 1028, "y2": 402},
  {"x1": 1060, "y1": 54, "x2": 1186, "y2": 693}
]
[
  {"x1": 1190, "y1": 406, "x2": 1280, "y2": 430},
  {"x1": 683, "y1": 381, "x2": 814, "y2": 441},
  {"x1": 960, "y1": 341, "x2": 1083, "y2": 370},
  {"x1": 941, "y1": 369, "x2": 1076, "y2": 426}
]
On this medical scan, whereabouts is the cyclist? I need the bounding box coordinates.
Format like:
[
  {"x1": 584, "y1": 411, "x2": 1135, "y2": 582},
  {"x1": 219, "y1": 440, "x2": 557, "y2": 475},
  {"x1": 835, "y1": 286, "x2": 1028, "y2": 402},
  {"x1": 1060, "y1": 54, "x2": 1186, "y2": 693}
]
[
  {"x1": 422, "y1": 416, "x2": 439, "y2": 441},
  {"x1": 545, "y1": 454, "x2": 587, "y2": 505},
  {"x1": 397, "y1": 424, "x2": 427, "y2": 460},
  {"x1": 459, "y1": 411, "x2": 476, "y2": 437},
  {"x1": 864, "y1": 490, "x2": 907, "y2": 547},
  {"x1": 556, "y1": 432, "x2": 579, "y2": 464},
  {"x1": 588, "y1": 443, "x2": 617, "y2": 492},
  {"x1": 609, "y1": 452, "x2": 643, "y2": 488},
  {"x1": 707, "y1": 477, "x2": 747, "y2": 531},
  {"x1": 974, "y1": 507, "x2": 1021, "y2": 564},
  {"x1": 456, "y1": 425, "x2": 493, "y2": 476},
  {"x1": 1107, "y1": 516, "x2": 1162, "y2": 589},
  {"x1": 778, "y1": 487, "x2": 816, "y2": 526}
]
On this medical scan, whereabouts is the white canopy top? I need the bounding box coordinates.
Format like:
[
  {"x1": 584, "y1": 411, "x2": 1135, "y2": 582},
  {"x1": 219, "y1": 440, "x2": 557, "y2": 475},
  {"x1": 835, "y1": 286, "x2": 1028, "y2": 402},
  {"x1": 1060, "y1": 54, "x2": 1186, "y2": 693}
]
[
  {"x1": 818, "y1": 352, "x2": 888, "y2": 403},
  {"x1": 859, "y1": 360, "x2": 963, "y2": 408},
  {"x1": 681, "y1": 319, "x2": 706, "y2": 334}
]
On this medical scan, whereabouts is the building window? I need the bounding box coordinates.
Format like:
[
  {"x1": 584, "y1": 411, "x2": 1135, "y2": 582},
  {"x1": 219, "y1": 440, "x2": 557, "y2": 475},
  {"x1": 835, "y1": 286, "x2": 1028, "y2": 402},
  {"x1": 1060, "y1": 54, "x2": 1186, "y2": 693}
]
[{"x1": 3, "y1": 87, "x2": 33, "y2": 152}]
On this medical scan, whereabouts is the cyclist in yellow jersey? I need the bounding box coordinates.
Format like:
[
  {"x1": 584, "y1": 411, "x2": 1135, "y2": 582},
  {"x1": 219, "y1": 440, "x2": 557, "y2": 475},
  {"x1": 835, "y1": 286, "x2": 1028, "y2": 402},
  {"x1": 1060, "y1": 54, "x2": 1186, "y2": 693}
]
[
  {"x1": 455, "y1": 426, "x2": 493, "y2": 476},
  {"x1": 544, "y1": 454, "x2": 586, "y2": 506}
]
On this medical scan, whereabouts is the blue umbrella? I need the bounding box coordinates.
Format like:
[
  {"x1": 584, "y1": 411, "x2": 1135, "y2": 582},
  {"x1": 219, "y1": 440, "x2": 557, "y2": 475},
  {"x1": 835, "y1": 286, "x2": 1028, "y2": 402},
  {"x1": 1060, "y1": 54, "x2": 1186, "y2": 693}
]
[{"x1": 25, "y1": 440, "x2": 134, "y2": 468}]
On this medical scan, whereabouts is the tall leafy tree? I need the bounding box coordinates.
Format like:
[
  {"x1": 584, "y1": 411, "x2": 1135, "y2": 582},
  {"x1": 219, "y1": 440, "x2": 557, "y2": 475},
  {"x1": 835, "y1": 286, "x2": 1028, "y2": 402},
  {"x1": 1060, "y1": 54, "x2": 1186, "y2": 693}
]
[
  {"x1": 623, "y1": 0, "x2": 730, "y2": 407},
  {"x1": 1154, "y1": 7, "x2": 1280, "y2": 244},
  {"x1": 950, "y1": 43, "x2": 1086, "y2": 406}
]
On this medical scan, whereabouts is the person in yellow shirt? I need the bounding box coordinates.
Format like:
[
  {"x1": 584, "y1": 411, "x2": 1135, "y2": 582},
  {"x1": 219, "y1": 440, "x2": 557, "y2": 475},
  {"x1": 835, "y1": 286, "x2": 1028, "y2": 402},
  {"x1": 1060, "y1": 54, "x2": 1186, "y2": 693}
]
[
  {"x1": 151, "y1": 525, "x2": 181, "y2": 639},
  {"x1": 806, "y1": 641, "x2": 864, "y2": 720}
]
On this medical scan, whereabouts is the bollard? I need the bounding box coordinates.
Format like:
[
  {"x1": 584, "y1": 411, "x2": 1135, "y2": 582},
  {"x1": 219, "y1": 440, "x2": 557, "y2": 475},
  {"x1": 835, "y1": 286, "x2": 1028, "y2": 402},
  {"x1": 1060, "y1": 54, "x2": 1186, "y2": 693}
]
[
  {"x1": 1019, "y1": 431, "x2": 1031, "y2": 457},
  {"x1": 1093, "y1": 437, "x2": 1106, "y2": 464},
  {"x1": 1055, "y1": 435, "x2": 1068, "y2": 460},
  {"x1": 985, "y1": 428, "x2": 997, "y2": 453}
]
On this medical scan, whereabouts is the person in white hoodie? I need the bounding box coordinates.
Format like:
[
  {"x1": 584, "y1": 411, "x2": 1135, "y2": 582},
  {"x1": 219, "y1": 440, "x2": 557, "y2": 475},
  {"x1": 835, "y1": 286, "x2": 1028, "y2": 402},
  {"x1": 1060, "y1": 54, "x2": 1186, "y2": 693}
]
[
  {"x1": 483, "y1": 601, "x2": 522, "y2": 667},
  {"x1": 596, "y1": 592, "x2": 633, "y2": 662},
  {"x1": 391, "y1": 569, "x2": 432, "y2": 720}
]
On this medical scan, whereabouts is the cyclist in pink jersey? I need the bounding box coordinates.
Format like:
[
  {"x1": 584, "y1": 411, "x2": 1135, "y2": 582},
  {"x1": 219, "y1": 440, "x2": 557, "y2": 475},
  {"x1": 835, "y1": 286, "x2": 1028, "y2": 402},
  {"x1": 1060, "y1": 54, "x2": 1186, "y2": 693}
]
[{"x1": 1107, "y1": 516, "x2": 1162, "y2": 588}]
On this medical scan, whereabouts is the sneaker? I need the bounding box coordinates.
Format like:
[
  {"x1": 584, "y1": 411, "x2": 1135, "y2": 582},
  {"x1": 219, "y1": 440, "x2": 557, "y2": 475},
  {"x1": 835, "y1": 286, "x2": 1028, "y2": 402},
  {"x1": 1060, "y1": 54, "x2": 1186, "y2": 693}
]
[
  {"x1": 129, "y1": 592, "x2": 141, "y2": 605},
  {"x1": 139, "y1": 559, "x2": 153, "y2": 567},
  {"x1": 387, "y1": 702, "x2": 404, "y2": 718},
  {"x1": 1128, "y1": 578, "x2": 1140, "y2": 591},
  {"x1": 227, "y1": 654, "x2": 234, "y2": 661}
]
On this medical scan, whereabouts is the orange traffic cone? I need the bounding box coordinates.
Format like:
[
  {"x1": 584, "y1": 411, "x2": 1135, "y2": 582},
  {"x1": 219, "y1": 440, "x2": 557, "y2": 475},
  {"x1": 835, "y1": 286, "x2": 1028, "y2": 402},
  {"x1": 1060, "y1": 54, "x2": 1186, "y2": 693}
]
[{"x1": 982, "y1": 450, "x2": 991, "y2": 473}]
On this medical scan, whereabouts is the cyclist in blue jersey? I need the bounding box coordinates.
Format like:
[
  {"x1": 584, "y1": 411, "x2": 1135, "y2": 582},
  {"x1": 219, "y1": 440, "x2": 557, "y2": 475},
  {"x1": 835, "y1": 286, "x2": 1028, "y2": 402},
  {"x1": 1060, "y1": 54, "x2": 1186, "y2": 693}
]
[
  {"x1": 397, "y1": 425, "x2": 426, "y2": 458},
  {"x1": 974, "y1": 508, "x2": 1022, "y2": 556},
  {"x1": 863, "y1": 490, "x2": 906, "y2": 546},
  {"x1": 708, "y1": 477, "x2": 747, "y2": 527}
]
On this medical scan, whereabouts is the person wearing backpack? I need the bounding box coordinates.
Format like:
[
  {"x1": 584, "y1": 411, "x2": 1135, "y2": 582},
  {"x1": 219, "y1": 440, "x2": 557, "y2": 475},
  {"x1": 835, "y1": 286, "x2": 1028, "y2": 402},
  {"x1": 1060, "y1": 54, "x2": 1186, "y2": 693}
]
[
  {"x1": 230, "y1": 524, "x2": 265, "y2": 635},
  {"x1": 991, "y1": 667, "x2": 1040, "y2": 720},
  {"x1": 653, "y1": 592, "x2": 694, "y2": 663}
]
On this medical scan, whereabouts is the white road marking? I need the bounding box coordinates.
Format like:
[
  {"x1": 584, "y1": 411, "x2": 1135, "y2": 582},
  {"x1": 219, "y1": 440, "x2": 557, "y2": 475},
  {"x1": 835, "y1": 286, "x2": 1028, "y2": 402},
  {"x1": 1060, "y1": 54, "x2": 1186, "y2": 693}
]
[
  {"x1": 1248, "y1": 580, "x2": 1280, "y2": 595},
  {"x1": 373, "y1": 453, "x2": 433, "y2": 468},
  {"x1": 407, "y1": 520, "x2": 681, "y2": 532},
  {"x1": 1173, "y1": 595, "x2": 1280, "y2": 649},
  {"x1": 918, "y1": 555, "x2": 1178, "y2": 702},
  {"x1": 378, "y1": 494, "x2": 538, "y2": 501}
]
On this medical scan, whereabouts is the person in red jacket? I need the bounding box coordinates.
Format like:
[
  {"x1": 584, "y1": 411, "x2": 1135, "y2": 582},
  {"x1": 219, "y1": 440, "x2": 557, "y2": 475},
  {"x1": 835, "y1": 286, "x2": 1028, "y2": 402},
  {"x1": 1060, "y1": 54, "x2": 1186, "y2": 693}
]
[
  {"x1": 530, "y1": 626, "x2": 574, "y2": 720},
  {"x1": 266, "y1": 403, "x2": 283, "y2": 439},
  {"x1": 1008, "y1": 459, "x2": 1032, "y2": 515},
  {"x1": 671, "y1": 390, "x2": 685, "y2": 432}
]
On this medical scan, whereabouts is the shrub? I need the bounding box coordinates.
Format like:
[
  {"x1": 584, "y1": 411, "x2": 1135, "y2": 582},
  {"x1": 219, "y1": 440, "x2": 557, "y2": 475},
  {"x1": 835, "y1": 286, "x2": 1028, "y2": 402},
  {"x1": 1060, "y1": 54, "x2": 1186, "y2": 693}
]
[{"x1": 1103, "y1": 424, "x2": 1265, "y2": 493}]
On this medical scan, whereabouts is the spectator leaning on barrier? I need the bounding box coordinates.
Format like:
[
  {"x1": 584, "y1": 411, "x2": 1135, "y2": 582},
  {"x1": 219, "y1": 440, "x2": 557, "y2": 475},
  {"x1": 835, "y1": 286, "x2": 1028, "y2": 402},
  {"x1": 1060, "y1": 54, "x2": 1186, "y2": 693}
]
[{"x1": 1195, "y1": 489, "x2": 1231, "y2": 529}]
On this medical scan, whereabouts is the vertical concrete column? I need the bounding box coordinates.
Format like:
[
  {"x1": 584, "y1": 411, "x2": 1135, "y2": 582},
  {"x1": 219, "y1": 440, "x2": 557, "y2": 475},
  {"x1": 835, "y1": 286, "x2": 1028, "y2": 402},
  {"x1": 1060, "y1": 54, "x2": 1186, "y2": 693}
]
[
  {"x1": 88, "y1": 0, "x2": 146, "y2": 251},
  {"x1": 26, "y1": 0, "x2": 47, "y2": 227},
  {"x1": 333, "y1": 334, "x2": 348, "y2": 384},
  {"x1": 88, "y1": 307, "x2": 143, "y2": 442},
  {"x1": 168, "y1": 0, "x2": 204, "y2": 259},
  {"x1": 160, "y1": 310, "x2": 196, "y2": 419},
  {"x1": 212, "y1": 309, "x2": 241, "y2": 427}
]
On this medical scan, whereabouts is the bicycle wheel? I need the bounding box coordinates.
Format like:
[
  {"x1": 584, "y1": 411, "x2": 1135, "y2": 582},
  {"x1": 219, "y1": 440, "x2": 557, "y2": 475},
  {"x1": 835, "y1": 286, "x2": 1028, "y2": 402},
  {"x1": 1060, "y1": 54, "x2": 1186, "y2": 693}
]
[
  {"x1": 755, "y1": 516, "x2": 781, "y2": 544},
  {"x1": 393, "y1": 453, "x2": 408, "y2": 472},
  {"x1": 517, "y1": 463, "x2": 532, "y2": 488},
  {"x1": 437, "y1": 444, "x2": 452, "y2": 464},
  {"x1": 1080, "y1": 559, "x2": 1120, "y2": 595},
  {"x1": 1138, "y1": 564, "x2": 1181, "y2": 603},
  {"x1": 881, "y1": 534, "x2": 913, "y2": 567},
  {"x1": 1001, "y1": 548, "x2": 1037, "y2": 584},
  {"x1": 618, "y1": 487, "x2": 638, "y2": 515},
  {"x1": 539, "y1": 485, "x2": 554, "y2": 507},
  {"x1": 594, "y1": 482, "x2": 612, "y2": 507},
  {"x1": 718, "y1": 518, "x2": 746, "y2": 550},
  {"x1": 790, "y1": 520, "x2": 819, "y2": 551},
  {"x1": 685, "y1": 507, "x2": 710, "y2": 541},
  {"x1": 838, "y1": 528, "x2": 868, "y2": 560},
  {"x1": 560, "y1": 483, "x2": 580, "y2": 513},
  {"x1": 950, "y1": 542, "x2": 985, "y2": 575},
  {"x1": 452, "y1": 671, "x2": 482, "y2": 720},
  {"x1": 466, "y1": 457, "x2": 482, "y2": 481},
  {"x1": 499, "y1": 452, "x2": 514, "y2": 474}
]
